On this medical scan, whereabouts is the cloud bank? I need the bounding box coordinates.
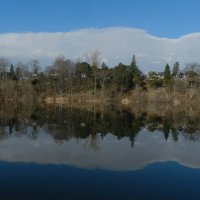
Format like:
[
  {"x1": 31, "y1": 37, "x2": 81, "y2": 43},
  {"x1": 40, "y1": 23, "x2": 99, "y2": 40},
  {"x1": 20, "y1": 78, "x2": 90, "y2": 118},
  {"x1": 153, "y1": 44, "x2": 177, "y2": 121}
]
[{"x1": 0, "y1": 27, "x2": 200, "y2": 71}]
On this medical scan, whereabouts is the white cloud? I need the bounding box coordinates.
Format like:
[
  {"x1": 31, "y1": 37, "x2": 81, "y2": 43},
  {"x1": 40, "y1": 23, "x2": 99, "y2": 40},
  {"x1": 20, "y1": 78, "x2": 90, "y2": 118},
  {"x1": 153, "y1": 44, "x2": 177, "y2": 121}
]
[{"x1": 1, "y1": 27, "x2": 200, "y2": 71}]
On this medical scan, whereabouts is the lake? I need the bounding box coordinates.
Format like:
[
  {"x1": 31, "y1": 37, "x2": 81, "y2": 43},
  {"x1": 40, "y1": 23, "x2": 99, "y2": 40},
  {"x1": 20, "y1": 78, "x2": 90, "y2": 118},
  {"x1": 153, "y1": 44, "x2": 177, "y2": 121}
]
[{"x1": 0, "y1": 103, "x2": 200, "y2": 199}]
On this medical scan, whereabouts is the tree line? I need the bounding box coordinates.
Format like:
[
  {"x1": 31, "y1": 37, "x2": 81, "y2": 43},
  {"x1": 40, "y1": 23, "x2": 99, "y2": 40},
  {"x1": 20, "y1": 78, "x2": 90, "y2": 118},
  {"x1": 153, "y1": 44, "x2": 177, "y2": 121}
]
[
  {"x1": 0, "y1": 52, "x2": 200, "y2": 100},
  {"x1": 0, "y1": 104, "x2": 200, "y2": 148}
]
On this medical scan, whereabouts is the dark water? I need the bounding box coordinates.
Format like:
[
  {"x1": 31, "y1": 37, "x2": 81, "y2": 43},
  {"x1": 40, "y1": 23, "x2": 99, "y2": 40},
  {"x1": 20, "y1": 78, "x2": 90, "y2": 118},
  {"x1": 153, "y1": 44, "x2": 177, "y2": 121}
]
[{"x1": 1, "y1": 104, "x2": 200, "y2": 199}]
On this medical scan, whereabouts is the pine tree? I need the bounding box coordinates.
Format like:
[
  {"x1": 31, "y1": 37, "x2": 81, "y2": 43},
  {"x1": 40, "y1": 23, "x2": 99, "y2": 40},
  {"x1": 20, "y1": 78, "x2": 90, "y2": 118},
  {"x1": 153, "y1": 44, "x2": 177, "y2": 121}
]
[
  {"x1": 10, "y1": 64, "x2": 15, "y2": 80},
  {"x1": 163, "y1": 63, "x2": 172, "y2": 84},
  {"x1": 15, "y1": 66, "x2": 21, "y2": 80},
  {"x1": 129, "y1": 55, "x2": 142, "y2": 86},
  {"x1": 172, "y1": 62, "x2": 180, "y2": 77}
]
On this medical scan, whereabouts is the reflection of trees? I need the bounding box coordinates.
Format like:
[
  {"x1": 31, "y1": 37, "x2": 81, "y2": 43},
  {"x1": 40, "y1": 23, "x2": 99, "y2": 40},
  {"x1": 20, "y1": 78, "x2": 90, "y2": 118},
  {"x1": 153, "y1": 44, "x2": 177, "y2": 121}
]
[
  {"x1": 171, "y1": 128, "x2": 178, "y2": 142},
  {"x1": 145, "y1": 111, "x2": 200, "y2": 142},
  {"x1": 41, "y1": 108, "x2": 144, "y2": 148},
  {"x1": 0, "y1": 105, "x2": 145, "y2": 148},
  {"x1": 1, "y1": 103, "x2": 200, "y2": 145},
  {"x1": 184, "y1": 117, "x2": 200, "y2": 134},
  {"x1": 163, "y1": 119, "x2": 172, "y2": 141},
  {"x1": 31, "y1": 123, "x2": 38, "y2": 140},
  {"x1": 84, "y1": 134, "x2": 100, "y2": 151},
  {"x1": 37, "y1": 107, "x2": 200, "y2": 143},
  {"x1": 182, "y1": 132, "x2": 200, "y2": 142}
]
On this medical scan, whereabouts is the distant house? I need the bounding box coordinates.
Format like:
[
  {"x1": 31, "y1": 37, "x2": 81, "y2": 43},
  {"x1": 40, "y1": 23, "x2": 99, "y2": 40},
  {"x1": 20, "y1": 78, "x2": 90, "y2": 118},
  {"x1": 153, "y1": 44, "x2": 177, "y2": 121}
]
[
  {"x1": 145, "y1": 71, "x2": 164, "y2": 81},
  {"x1": 178, "y1": 72, "x2": 186, "y2": 80},
  {"x1": 81, "y1": 73, "x2": 87, "y2": 79},
  {"x1": 32, "y1": 73, "x2": 39, "y2": 79},
  {"x1": 49, "y1": 73, "x2": 60, "y2": 80}
]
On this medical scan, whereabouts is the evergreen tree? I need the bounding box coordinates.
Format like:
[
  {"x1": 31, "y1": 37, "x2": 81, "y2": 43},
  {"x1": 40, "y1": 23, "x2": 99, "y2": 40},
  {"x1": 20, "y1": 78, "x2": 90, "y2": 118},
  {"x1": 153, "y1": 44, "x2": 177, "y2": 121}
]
[
  {"x1": 130, "y1": 55, "x2": 137, "y2": 69},
  {"x1": 75, "y1": 62, "x2": 91, "y2": 78},
  {"x1": 113, "y1": 63, "x2": 133, "y2": 92},
  {"x1": 101, "y1": 62, "x2": 108, "y2": 70},
  {"x1": 10, "y1": 64, "x2": 15, "y2": 80},
  {"x1": 163, "y1": 63, "x2": 172, "y2": 84},
  {"x1": 172, "y1": 62, "x2": 180, "y2": 77},
  {"x1": 129, "y1": 55, "x2": 143, "y2": 87},
  {"x1": 15, "y1": 66, "x2": 21, "y2": 80}
]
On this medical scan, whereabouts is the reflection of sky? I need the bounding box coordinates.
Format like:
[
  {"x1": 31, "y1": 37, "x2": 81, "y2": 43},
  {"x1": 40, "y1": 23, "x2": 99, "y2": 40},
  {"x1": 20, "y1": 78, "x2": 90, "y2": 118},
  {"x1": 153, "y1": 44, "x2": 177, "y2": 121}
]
[
  {"x1": 1, "y1": 161, "x2": 200, "y2": 200},
  {"x1": 1, "y1": 128, "x2": 200, "y2": 171}
]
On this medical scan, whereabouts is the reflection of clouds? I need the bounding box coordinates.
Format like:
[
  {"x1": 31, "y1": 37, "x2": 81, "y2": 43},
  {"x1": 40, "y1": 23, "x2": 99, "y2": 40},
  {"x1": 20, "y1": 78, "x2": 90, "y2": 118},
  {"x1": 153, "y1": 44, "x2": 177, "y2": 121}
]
[{"x1": 0, "y1": 129, "x2": 200, "y2": 171}]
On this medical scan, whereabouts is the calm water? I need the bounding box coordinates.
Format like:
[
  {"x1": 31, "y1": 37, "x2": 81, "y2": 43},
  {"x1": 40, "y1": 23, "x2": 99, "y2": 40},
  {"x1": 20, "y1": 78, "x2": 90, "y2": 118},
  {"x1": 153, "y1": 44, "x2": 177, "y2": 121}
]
[{"x1": 0, "y1": 104, "x2": 200, "y2": 199}]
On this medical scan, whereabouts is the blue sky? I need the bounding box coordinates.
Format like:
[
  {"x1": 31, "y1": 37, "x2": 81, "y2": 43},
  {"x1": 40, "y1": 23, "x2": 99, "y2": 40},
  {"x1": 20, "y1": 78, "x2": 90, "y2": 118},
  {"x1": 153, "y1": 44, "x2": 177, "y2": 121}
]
[
  {"x1": 1, "y1": 0, "x2": 200, "y2": 70},
  {"x1": 1, "y1": 0, "x2": 200, "y2": 38}
]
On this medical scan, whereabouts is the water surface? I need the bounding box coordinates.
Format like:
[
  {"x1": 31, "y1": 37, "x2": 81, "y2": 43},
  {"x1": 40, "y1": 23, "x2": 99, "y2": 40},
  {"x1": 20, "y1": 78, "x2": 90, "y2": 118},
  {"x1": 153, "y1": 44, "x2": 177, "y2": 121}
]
[{"x1": 0, "y1": 104, "x2": 200, "y2": 199}]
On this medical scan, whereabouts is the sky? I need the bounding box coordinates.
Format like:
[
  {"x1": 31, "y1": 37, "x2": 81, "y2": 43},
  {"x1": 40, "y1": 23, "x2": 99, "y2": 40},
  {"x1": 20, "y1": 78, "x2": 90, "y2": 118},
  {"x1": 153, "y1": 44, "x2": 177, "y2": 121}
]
[{"x1": 0, "y1": 0, "x2": 200, "y2": 71}]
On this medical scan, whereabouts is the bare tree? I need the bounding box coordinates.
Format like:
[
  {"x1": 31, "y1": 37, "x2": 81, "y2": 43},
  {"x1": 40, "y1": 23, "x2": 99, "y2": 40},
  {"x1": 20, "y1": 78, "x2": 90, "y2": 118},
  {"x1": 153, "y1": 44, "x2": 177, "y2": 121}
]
[
  {"x1": 87, "y1": 50, "x2": 101, "y2": 96},
  {"x1": 0, "y1": 57, "x2": 9, "y2": 80},
  {"x1": 51, "y1": 55, "x2": 74, "y2": 96},
  {"x1": 53, "y1": 56, "x2": 69, "y2": 75},
  {"x1": 184, "y1": 63, "x2": 200, "y2": 73},
  {"x1": 16, "y1": 61, "x2": 30, "y2": 79},
  {"x1": 29, "y1": 59, "x2": 41, "y2": 75}
]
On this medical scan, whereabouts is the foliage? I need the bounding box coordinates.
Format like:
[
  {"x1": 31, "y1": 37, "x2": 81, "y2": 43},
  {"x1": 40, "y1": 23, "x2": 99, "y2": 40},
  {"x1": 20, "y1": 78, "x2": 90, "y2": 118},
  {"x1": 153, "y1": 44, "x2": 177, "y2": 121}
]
[
  {"x1": 163, "y1": 63, "x2": 172, "y2": 84},
  {"x1": 75, "y1": 62, "x2": 91, "y2": 78},
  {"x1": 9, "y1": 64, "x2": 16, "y2": 80},
  {"x1": 172, "y1": 62, "x2": 180, "y2": 77},
  {"x1": 184, "y1": 63, "x2": 200, "y2": 87},
  {"x1": 128, "y1": 55, "x2": 144, "y2": 87},
  {"x1": 146, "y1": 71, "x2": 163, "y2": 87},
  {"x1": 112, "y1": 63, "x2": 133, "y2": 92},
  {"x1": 2, "y1": 54, "x2": 200, "y2": 99}
]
